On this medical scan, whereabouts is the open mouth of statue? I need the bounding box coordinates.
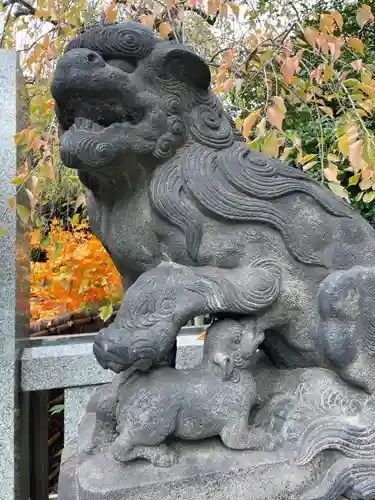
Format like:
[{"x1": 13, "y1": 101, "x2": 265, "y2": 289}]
[{"x1": 58, "y1": 102, "x2": 144, "y2": 133}]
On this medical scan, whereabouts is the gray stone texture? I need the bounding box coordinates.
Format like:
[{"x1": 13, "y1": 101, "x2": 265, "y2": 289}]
[
  {"x1": 52, "y1": 22, "x2": 375, "y2": 500},
  {"x1": 64, "y1": 386, "x2": 100, "y2": 444},
  {"x1": 0, "y1": 50, "x2": 29, "y2": 500},
  {"x1": 59, "y1": 436, "x2": 325, "y2": 500},
  {"x1": 21, "y1": 336, "x2": 114, "y2": 391}
]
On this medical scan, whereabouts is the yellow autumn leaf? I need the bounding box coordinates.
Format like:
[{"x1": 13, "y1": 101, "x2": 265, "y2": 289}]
[
  {"x1": 324, "y1": 166, "x2": 338, "y2": 182},
  {"x1": 262, "y1": 132, "x2": 280, "y2": 157},
  {"x1": 303, "y1": 27, "x2": 319, "y2": 47},
  {"x1": 256, "y1": 117, "x2": 267, "y2": 138},
  {"x1": 363, "y1": 191, "x2": 375, "y2": 203},
  {"x1": 351, "y1": 59, "x2": 363, "y2": 71},
  {"x1": 347, "y1": 37, "x2": 364, "y2": 55},
  {"x1": 281, "y1": 147, "x2": 293, "y2": 161},
  {"x1": 300, "y1": 154, "x2": 316, "y2": 165},
  {"x1": 105, "y1": 2, "x2": 117, "y2": 23},
  {"x1": 328, "y1": 182, "x2": 349, "y2": 200},
  {"x1": 9, "y1": 175, "x2": 25, "y2": 185},
  {"x1": 99, "y1": 302, "x2": 113, "y2": 322},
  {"x1": 227, "y1": 2, "x2": 239, "y2": 17},
  {"x1": 324, "y1": 63, "x2": 334, "y2": 82},
  {"x1": 140, "y1": 14, "x2": 154, "y2": 28},
  {"x1": 319, "y1": 106, "x2": 333, "y2": 118},
  {"x1": 242, "y1": 110, "x2": 260, "y2": 138},
  {"x1": 280, "y1": 57, "x2": 296, "y2": 85},
  {"x1": 331, "y1": 10, "x2": 343, "y2": 31},
  {"x1": 356, "y1": 4, "x2": 374, "y2": 29},
  {"x1": 267, "y1": 96, "x2": 285, "y2": 132},
  {"x1": 222, "y1": 78, "x2": 233, "y2": 93},
  {"x1": 349, "y1": 139, "x2": 364, "y2": 172},
  {"x1": 302, "y1": 160, "x2": 318, "y2": 172},
  {"x1": 16, "y1": 204, "x2": 30, "y2": 225},
  {"x1": 159, "y1": 22, "x2": 172, "y2": 39},
  {"x1": 34, "y1": 9, "x2": 49, "y2": 18},
  {"x1": 359, "y1": 84, "x2": 375, "y2": 97},
  {"x1": 320, "y1": 12, "x2": 334, "y2": 33},
  {"x1": 327, "y1": 153, "x2": 340, "y2": 163},
  {"x1": 349, "y1": 174, "x2": 361, "y2": 186},
  {"x1": 338, "y1": 134, "x2": 350, "y2": 157}
]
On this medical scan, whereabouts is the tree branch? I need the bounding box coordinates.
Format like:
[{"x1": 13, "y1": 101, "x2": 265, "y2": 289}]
[{"x1": 0, "y1": 4, "x2": 14, "y2": 48}]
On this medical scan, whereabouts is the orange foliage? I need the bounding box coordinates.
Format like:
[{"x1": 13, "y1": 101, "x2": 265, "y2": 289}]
[{"x1": 30, "y1": 220, "x2": 123, "y2": 323}]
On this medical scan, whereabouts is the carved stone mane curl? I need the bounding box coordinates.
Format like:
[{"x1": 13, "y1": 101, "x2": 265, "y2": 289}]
[{"x1": 150, "y1": 139, "x2": 352, "y2": 267}]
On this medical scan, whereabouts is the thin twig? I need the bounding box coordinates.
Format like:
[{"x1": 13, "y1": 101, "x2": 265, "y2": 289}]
[{"x1": 0, "y1": 5, "x2": 14, "y2": 48}]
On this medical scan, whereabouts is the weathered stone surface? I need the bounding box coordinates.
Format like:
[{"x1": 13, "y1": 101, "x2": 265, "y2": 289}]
[
  {"x1": 52, "y1": 21, "x2": 375, "y2": 500},
  {"x1": 61, "y1": 437, "x2": 323, "y2": 500},
  {"x1": 0, "y1": 50, "x2": 29, "y2": 500}
]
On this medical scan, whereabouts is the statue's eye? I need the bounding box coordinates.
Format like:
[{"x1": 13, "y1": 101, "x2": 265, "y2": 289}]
[{"x1": 106, "y1": 58, "x2": 137, "y2": 73}]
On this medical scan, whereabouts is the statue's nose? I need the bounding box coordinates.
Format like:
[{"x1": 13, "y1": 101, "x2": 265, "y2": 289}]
[
  {"x1": 51, "y1": 49, "x2": 106, "y2": 101},
  {"x1": 93, "y1": 335, "x2": 132, "y2": 373},
  {"x1": 56, "y1": 48, "x2": 105, "y2": 69}
]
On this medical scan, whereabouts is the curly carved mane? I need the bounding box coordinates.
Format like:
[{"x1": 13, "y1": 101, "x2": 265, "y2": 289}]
[
  {"x1": 150, "y1": 135, "x2": 352, "y2": 267},
  {"x1": 58, "y1": 21, "x2": 353, "y2": 268}
]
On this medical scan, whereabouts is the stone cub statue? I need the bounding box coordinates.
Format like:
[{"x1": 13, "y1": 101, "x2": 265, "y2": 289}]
[{"x1": 110, "y1": 317, "x2": 275, "y2": 467}]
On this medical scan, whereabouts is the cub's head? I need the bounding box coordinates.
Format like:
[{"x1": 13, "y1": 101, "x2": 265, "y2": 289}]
[{"x1": 52, "y1": 22, "x2": 236, "y2": 174}]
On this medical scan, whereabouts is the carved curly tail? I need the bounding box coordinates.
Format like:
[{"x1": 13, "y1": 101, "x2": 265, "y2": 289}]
[{"x1": 300, "y1": 457, "x2": 375, "y2": 500}]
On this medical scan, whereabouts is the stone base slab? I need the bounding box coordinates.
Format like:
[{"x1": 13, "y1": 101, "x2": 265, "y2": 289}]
[{"x1": 58, "y1": 434, "x2": 332, "y2": 500}]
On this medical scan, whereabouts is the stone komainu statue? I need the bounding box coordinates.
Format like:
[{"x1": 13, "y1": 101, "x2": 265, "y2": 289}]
[
  {"x1": 52, "y1": 21, "x2": 375, "y2": 500},
  {"x1": 52, "y1": 22, "x2": 375, "y2": 394}
]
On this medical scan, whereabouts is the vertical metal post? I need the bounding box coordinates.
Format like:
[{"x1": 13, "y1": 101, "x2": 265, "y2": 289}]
[{"x1": 30, "y1": 391, "x2": 50, "y2": 500}]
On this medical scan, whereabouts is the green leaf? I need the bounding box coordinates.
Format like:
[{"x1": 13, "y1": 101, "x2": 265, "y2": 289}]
[
  {"x1": 327, "y1": 153, "x2": 340, "y2": 163},
  {"x1": 227, "y1": 2, "x2": 239, "y2": 17},
  {"x1": 40, "y1": 236, "x2": 51, "y2": 248},
  {"x1": 99, "y1": 302, "x2": 113, "y2": 322},
  {"x1": 363, "y1": 192, "x2": 375, "y2": 203},
  {"x1": 328, "y1": 182, "x2": 349, "y2": 201},
  {"x1": 51, "y1": 241, "x2": 61, "y2": 261},
  {"x1": 75, "y1": 192, "x2": 86, "y2": 210},
  {"x1": 349, "y1": 174, "x2": 361, "y2": 186},
  {"x1": 16, "y1": 204, "x2": 30, "y2": 225},
  {"x1": 9, "y1": 175, "x2": 25, "y2": 185},
  {"x1": 71, "y1": 213, "x2": 80, "y2": 228},
  {"x1": 49, "y1": 404, "x2": 64, "y2": 416},
  {"x1": 249, "y1": 137, "x2": 261, "y2": 151},
  {"x1": 343, "y1": 79, "x2": 360, "y2": 87},
  {"x1": 319, "y1": 106, "x2": 333, "y2": 118}
]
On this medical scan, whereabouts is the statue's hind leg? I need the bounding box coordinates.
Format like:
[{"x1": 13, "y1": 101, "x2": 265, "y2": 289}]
[
  {"x1": 93, "y1": 261, "x2": 281, "y2": 372},
  {"x1": 318, "y1": 266, "x2": 375, "y2": 394}
]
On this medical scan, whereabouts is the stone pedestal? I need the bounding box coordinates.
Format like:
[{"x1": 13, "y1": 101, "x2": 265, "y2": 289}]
[{"x1": 59, "y1": 421, "x2": 326, "y2": 500}]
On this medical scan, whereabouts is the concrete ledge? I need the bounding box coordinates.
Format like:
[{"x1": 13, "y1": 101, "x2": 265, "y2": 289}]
[
  {"x1": 21, "y1": 327, "x2": 205, "y2": 391},
  {"x1": 21, "y1": 334, "x2": 114, "y2": 391}
]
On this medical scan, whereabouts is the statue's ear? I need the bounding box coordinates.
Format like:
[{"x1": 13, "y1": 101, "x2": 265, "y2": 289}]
[
  {"x1": 212, "y1": 352, "x2": 234, "y2": 381},
  {"x1": 162, "y1": 47, "x2": 211, "y2": 90}
]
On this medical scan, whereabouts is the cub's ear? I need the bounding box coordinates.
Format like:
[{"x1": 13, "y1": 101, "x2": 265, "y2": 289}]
[
  {"x1": 212, "y1": 352, "x2": 234, "y2": 381},
  {"x1": 162, "y1": 46, "x2": 211, "y2": 90}
]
